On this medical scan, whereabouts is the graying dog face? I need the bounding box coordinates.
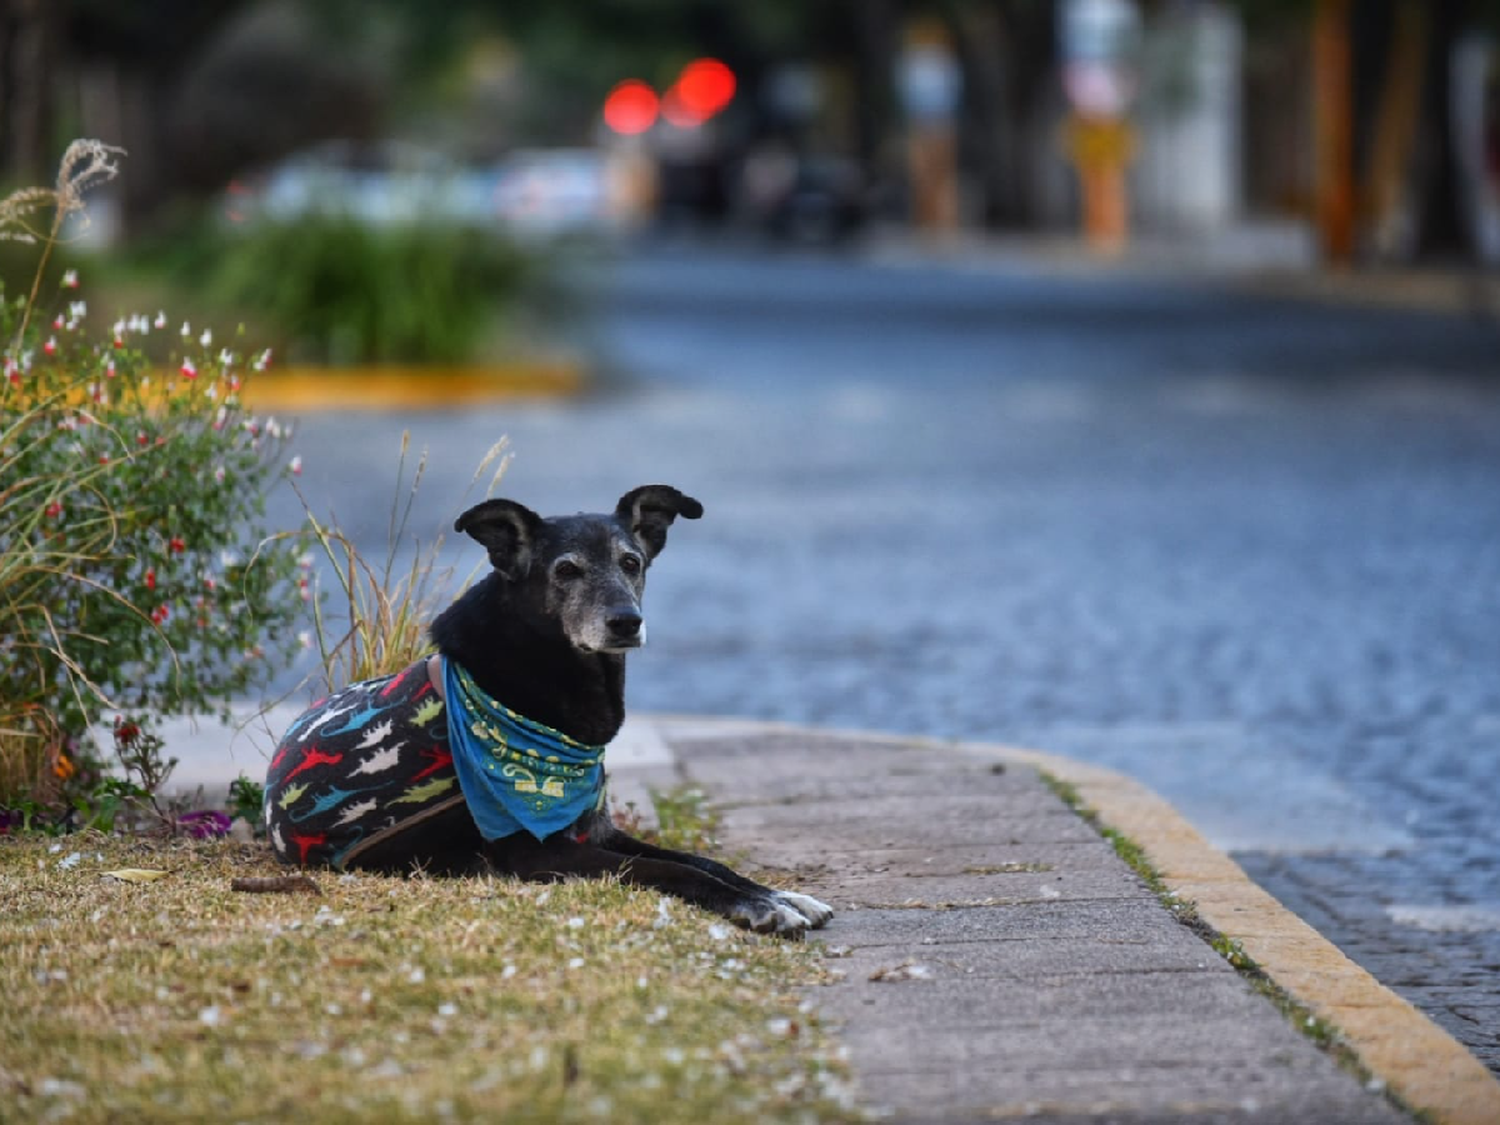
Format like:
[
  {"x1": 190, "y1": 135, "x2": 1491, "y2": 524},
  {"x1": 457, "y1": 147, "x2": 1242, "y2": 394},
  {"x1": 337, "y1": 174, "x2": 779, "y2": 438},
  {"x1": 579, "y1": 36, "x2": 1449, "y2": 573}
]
[
  {"x1": 541, "y1": 517, "x2": 649, "y2": 653},
  {"x1": 454, "y1": 486, "x2": 703, "y2": 655}
]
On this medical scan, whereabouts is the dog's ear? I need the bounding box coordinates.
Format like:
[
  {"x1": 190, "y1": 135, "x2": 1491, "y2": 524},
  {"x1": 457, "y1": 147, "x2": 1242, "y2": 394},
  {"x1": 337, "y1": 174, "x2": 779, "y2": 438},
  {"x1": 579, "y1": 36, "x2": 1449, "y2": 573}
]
[
  {"x1": 455, "y1": 499, "x2": 542, "y2": 580},
  {"x1": 616, "y1": 485, "x2": 703, "y2": 561}
]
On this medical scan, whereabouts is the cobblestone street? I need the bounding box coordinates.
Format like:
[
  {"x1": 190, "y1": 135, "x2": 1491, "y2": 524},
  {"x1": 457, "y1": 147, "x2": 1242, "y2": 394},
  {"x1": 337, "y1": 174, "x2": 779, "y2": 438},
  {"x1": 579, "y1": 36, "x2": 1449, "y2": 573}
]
[{"x1": 277, "y1": 247, "x2": 1500, "y2": 1071}]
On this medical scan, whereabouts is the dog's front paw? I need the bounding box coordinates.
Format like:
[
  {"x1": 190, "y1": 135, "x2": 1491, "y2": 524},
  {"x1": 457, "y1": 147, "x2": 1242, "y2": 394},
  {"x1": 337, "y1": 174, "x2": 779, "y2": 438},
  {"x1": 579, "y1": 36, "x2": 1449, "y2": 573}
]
[
  {"x1": 729, "y1": 896, "x2": 810, "y2": 937},
  {"x1": 774, "y1": 890, "x2": 834, "y2": 929}
]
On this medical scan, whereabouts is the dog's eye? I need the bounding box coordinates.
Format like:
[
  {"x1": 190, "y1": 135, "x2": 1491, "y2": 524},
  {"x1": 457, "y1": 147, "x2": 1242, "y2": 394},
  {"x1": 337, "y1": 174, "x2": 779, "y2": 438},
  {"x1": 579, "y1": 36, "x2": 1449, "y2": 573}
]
[
  {"x1": 553, "y1": 560, "x2": 584, "y2": 581},
  {"x1": 619, "y1": 554, "x2": 642, "y2": 576}
]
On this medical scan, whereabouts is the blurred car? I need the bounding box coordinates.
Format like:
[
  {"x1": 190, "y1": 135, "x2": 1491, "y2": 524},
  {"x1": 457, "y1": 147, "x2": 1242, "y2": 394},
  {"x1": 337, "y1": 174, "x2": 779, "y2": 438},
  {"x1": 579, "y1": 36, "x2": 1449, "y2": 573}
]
[
  {"x1": 741, "y1": 149, "x2": 867, "y2": 246},
  {"x1": 488, "y1": 148, "x2": 614, "y2": 236},
  {"x1": 227, "y1": 142, "x2": 622, "y2": 239},
  {"x1": 228, "y1": 139, "x2": 494, "y2": 227}
]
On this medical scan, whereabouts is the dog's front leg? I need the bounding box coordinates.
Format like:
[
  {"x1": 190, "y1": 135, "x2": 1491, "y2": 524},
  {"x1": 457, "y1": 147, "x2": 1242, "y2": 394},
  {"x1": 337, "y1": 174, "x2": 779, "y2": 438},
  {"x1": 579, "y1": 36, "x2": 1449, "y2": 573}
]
[
  {"x1": 589, "y1": 827, "x2": 834, "y2": 930},
  {"x1": 485, "y1": 834, "x2": 812, "y2": 936}
]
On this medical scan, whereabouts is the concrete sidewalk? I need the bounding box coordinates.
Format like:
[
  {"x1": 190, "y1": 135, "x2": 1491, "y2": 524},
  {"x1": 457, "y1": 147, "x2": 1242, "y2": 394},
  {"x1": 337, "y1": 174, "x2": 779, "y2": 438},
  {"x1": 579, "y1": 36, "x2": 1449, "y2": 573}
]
[
  {"x1": 166, "y1": 711, "x2": 1499, "y2": 1123},
  {"x1": 648, "y1": 717, "x2": 1499, "y2": 1125}
]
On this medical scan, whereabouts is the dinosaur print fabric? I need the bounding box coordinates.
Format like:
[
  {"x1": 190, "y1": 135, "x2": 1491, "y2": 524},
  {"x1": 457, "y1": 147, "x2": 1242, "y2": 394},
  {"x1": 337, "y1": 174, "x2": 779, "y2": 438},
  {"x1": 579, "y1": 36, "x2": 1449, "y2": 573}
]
[{"x1": 264, "y1": 659, "x2": 459, "y2": 869}]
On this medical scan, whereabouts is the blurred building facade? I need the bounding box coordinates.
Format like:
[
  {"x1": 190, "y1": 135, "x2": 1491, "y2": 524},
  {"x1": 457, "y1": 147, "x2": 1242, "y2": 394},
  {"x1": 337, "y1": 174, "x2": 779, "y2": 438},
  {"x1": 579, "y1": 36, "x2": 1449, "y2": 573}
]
[{"x1": 4, "y1": 0, "x2": 1499, "y2": 266}]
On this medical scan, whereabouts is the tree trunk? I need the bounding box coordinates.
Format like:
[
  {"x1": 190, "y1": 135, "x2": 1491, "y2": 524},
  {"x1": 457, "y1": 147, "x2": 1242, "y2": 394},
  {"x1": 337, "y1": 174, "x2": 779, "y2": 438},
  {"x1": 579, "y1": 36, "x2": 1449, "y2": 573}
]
[
  {"x1": 1312, "y1": 0, "x2": 1356, "y2": 263},
  {"x1": 3, "y1": 0, "x2": 57, "y2": 185},
  {"x1": 1414, "y1": 0, "x2": 1469, "y2": 259},
  {"x1": 848, "y1": 0, "x2": 902, "y2": 213}
]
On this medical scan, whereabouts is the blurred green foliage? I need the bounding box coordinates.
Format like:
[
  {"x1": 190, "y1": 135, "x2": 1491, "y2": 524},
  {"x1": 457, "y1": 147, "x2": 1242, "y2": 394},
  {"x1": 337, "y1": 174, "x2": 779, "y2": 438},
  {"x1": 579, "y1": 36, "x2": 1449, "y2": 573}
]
[{"x1": 155, "y1": 214, "x2": 556, "y2": 366}]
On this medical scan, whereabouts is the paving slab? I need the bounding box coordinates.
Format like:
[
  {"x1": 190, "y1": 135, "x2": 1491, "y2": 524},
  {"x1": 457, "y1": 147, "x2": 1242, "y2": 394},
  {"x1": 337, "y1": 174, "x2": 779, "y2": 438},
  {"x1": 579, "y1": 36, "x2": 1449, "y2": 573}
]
[{"x1": 656, "y1": 718, "x2": 1485, "y2": 1123}]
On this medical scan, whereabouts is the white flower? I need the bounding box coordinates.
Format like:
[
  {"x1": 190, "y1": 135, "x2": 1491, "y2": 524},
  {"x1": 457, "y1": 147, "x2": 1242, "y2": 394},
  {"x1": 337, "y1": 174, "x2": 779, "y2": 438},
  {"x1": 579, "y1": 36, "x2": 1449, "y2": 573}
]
[
  {"x1": 199, "y1": 328, "x2": 212, "y2": 347},
  {"x1": 62, "y1": 269, "x2": 79, "y2": 288},
  {"x1": 154, "y1": 311, "x2": 167, "y2": 329},
  {"x1": 297, "y1": 631, "x2": 313, "y2": 650},
  {"x1": 288, "y1": 455, "x2": 303, "y2": 475},
  {"x1": 68, "y1": 301, "x2": 86, "y2": 319},
  {"x1": 180, "y1": 321, "x2": 191, "y2": 338}
]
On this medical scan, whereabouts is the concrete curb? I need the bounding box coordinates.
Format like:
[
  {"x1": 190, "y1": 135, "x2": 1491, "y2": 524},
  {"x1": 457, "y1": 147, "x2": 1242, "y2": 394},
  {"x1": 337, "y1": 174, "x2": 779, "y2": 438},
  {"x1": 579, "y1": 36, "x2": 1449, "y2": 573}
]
[
  {"x1": 649, "y1": 716, "x2": 1500, "y2": 1125},
  {"x1": 979, "y1": 742, "x2": 1500, "y2": 1125},
  {"x1": 237, "y1": 359, "x2": 585, "y2": 413}
]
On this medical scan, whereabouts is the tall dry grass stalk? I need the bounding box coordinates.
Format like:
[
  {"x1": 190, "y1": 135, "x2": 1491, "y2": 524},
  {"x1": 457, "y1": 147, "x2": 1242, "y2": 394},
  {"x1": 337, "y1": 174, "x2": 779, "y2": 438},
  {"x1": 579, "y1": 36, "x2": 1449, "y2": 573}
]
[
  {"x1": 1, "y1": 139, "x2": 124, "y2": 348},
  {"x1": 289, "y1": 432, "x2": 511, "y2": 695}
]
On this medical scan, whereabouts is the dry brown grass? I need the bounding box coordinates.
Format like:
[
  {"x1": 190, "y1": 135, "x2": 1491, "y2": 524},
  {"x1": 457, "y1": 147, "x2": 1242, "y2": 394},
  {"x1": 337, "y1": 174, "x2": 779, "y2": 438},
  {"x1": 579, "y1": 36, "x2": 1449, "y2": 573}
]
[{"x1": 0, "y1": 831, "x2": 855, "y2": 1123}]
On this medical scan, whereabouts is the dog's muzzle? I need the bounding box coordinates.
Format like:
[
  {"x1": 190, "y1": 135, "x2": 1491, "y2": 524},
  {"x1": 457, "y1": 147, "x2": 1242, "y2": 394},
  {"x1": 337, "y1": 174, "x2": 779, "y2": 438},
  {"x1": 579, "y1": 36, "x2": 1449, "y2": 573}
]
[{"x1": 603, "y1": 610, "x2": 644, "y2": 651}]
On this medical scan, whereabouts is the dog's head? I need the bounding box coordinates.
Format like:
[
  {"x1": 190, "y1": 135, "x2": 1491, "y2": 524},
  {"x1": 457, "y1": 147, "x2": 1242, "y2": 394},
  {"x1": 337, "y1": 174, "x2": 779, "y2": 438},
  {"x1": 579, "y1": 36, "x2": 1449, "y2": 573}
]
[{"x1": 454, "y1": 485, "x2": 703, "y2": 655}]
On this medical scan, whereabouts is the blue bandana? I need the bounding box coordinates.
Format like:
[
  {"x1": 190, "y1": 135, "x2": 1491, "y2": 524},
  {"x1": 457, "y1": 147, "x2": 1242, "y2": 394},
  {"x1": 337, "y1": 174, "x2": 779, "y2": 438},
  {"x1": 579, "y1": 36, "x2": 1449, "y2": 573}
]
[{"x1": 443, "y1": 657, "x2": 607, "y2": 842}]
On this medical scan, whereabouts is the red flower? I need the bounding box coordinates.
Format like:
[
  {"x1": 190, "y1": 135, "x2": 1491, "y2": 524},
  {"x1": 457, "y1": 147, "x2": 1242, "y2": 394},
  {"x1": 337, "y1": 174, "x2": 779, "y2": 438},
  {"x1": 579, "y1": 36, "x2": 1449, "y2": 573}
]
[
  {"x1": 180, "y1": 360, "x2": 197, "y2": 379},
  {"x1": 44, "y1": 501, "x2": 62, "y2": 519},
  {"x1": 169, "y1": 537, "x2": 186, "y2": 554},
  {"x1": 113, "y1": 718, "x2": 140, "y2": 745},
  {"x1": 145, "y1": 568, "x2": 156, "y2": 590},
  {"x1": 113, "y1": 335, "x2": 124, "y2": 349}
]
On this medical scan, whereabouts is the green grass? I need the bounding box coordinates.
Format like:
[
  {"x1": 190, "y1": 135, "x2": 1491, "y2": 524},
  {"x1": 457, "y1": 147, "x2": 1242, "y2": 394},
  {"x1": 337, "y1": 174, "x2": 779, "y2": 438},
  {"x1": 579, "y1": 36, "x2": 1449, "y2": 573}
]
[{"x1": 0, "y1": 823, "x2": 854, "y2": 1123}]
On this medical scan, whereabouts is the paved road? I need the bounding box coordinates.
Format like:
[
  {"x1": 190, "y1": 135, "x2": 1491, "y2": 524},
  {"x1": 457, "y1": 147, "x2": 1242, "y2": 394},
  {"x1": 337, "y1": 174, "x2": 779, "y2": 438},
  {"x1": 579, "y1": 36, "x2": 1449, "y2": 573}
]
[{"x1": 271, "y1": 246, "x2": 1500, "y2": 1071}]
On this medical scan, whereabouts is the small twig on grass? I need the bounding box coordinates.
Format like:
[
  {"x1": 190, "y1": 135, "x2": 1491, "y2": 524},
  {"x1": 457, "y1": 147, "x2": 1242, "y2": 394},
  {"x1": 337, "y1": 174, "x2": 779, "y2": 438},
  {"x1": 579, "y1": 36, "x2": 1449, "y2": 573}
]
[{"x1": 230, "y1": 874, "x2": 321, "y2": 895}]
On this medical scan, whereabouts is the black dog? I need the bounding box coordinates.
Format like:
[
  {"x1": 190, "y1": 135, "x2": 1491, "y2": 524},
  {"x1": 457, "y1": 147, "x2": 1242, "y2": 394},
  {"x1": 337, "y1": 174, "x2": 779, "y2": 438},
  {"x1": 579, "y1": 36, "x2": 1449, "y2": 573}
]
[{"x1": 264, "y1": 485, "x2": 831, "y2": 936}]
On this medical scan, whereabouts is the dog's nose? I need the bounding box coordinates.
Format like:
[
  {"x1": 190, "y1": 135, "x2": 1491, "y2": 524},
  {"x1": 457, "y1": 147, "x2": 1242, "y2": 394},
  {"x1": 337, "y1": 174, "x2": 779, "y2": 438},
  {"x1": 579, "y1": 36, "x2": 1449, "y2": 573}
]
[{"x1": 607, "y1": 610, "x2": 643, "y2": 638}]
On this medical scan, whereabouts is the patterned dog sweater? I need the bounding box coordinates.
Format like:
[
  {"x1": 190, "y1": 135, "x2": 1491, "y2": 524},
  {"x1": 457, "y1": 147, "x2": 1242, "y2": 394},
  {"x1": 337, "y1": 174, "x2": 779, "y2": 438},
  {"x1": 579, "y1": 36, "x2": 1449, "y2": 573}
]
[{"x1": 264, "y1": 658, "x2": 460, "y2": 869}]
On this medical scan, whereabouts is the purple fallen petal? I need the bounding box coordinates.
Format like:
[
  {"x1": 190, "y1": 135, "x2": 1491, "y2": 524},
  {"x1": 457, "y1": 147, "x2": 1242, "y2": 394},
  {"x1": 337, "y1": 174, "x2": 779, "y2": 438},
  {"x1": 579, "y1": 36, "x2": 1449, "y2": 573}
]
[{"x1": 179, "y1": 810, "x2": 233, "y2": 838}]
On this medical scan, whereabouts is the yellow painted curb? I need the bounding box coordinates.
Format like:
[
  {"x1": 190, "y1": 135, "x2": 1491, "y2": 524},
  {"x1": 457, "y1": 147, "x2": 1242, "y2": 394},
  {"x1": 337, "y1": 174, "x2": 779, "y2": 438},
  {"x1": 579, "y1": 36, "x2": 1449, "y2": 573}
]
[
  {"x1": 647, "y1": 716, "x2": 1500, "y2": 1124},
  {"x1": 238, "y1": 360, "x2": 585, "y2": 413},
  {"x1": 990, "y1": 745, "x2": 1500, "y2": 1125}
]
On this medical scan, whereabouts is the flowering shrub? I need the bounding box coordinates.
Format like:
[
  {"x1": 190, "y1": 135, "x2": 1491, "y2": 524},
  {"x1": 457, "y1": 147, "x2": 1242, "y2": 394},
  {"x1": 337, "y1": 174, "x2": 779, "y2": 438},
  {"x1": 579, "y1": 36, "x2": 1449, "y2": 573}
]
[{"x1": 0, "y1": 141, "x2": 305, "y2": 812}]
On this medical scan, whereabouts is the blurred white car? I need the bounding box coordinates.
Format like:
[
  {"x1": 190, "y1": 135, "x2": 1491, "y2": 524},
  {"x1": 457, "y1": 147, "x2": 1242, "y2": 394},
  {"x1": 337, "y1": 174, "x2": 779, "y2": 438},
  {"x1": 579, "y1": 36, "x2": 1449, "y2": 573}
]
[
  {"x1": 233, "y1": 139, "x2": 495, "y2": 227},
  {"x1": 488, "y1": 148, "x2": 614, "y2": 236},
  {"x1": 230, "y1": 141, "x2": 620, "y2": 238}
]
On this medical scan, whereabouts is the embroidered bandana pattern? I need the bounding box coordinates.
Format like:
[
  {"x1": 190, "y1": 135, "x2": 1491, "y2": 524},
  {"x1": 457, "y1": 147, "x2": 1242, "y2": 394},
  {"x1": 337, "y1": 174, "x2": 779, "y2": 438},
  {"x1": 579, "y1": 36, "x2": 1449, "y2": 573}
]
[{"x1": 443, "y1": 657, "x2": 607, "y2": 842}]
